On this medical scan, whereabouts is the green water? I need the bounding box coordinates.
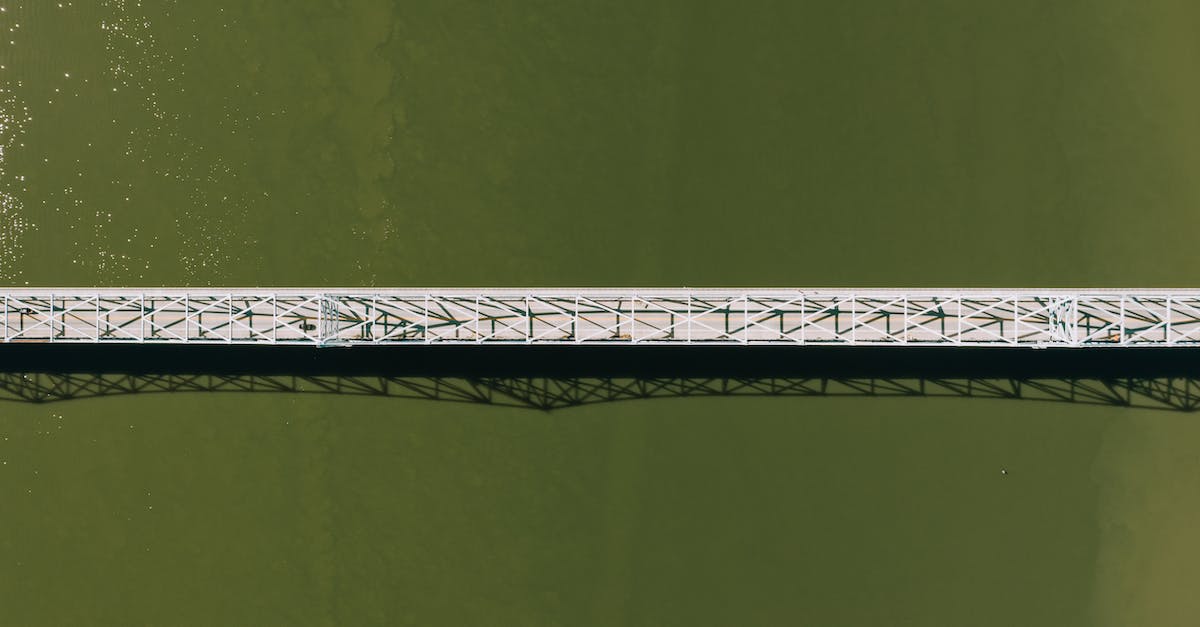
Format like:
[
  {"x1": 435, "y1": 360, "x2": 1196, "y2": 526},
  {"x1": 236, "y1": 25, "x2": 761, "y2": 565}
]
[{"x1": 2, "y1": 2, "x2": 1200, "y2": 625}]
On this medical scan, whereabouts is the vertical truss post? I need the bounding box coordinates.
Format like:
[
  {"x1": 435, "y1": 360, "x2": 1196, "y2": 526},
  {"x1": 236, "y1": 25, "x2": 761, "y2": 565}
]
[
  {"x1": 1071, "y1": 296, "x2": 1080, "y2": 347},
  {"x1": 1011, "y1": 295, "x2": 1018, "y2": 344},
  {"x1": 850, "y1": 293, "x2": 857, "y2": 345},
  {"x1": 687, "y1": 294, "x2": 692, "y2": 343},
  {"x1": 736, "y1": 295, "x2": 746, "y2": 345},
  {"x1": 320, "y1": 294, "x2": 341, "y2": 345},
  {"x1": 955, "y1": 294, "x2": 962, "y2": 345},
  {"x1": 1167, "y1": 295, "x2": 1174, "y2": 346},
  {"x1": 370, "y1": 295, "x2": 377, "y2": 342},
  {"x1": 525, "y1": 295, "x2": 532, "y2": 344},
  {"x1": 423, "y1": 294, "x2": 430, "y2": 345},
  {"x1": 799, "y1": 292, "x2": 806, "y2": 345},
  {"x1": 629, "y1": 294, "x2": 636, "y2": 344},
  {"x1": 742, "y1": 295, "x2": 750, "y2": 344},
  {"x1": 1119, "y1": 294, "x2": 1126, "y2": 345}
]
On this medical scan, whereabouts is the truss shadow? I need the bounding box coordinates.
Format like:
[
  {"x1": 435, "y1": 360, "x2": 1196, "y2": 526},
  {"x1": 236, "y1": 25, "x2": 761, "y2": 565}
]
[
  {"x1": 0, "y1": 372, "x2": 1197, "y2": 411},
  {"x1": 1, "y1": 344, "x2": 1199, "y2": 411}
]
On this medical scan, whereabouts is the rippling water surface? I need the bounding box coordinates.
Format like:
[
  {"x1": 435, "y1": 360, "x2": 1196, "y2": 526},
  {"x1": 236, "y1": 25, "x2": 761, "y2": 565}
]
[{"x1": 2, "y1": 2, "x2": 1200, "y2": 625}]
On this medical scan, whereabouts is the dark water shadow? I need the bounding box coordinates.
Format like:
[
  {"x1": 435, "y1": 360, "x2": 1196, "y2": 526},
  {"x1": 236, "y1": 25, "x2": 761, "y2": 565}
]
[{"x1": 0, "y1": 344, "x2": 1198, "y2": 411}]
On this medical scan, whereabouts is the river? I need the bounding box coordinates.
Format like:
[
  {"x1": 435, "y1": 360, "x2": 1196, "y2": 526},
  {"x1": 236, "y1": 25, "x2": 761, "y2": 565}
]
[{"x1": 1, "y1": 2, "x2": 1199, "y2": 625}]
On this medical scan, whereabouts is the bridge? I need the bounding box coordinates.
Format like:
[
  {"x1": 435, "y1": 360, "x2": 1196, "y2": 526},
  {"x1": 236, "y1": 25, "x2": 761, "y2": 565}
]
[{"x1": 1, "y1": 288, "x2": 1199, "y2": 347}]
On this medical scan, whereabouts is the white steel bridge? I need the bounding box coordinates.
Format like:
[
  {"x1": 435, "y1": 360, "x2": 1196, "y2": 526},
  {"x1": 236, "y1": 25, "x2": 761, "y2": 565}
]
[{"x1": 2, "y1": 288, "x2": 1200, "y2": 347}]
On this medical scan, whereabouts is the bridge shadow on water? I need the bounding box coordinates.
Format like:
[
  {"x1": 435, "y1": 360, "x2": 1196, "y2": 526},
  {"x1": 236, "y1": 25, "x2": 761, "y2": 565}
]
[{"x1": 0, "y1": 344, "x2": 1199, "y2": 411}]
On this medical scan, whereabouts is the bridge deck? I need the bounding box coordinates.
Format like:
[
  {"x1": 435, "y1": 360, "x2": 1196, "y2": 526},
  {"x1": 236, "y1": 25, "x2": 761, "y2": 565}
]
[{"x1": 1, "y1": 289, "x2": 1198, "y2": 347}]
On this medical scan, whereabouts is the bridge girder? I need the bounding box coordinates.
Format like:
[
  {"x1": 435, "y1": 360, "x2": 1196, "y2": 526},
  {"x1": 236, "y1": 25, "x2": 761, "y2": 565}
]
[{"x1": 0, "y1": 289, "x2": 1197, "y2": 347}]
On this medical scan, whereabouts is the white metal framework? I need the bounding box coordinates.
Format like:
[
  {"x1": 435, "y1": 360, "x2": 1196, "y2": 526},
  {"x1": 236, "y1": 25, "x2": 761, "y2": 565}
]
[{"x1": 2, "y1": 288, "x2": 1200, "y2": 347}]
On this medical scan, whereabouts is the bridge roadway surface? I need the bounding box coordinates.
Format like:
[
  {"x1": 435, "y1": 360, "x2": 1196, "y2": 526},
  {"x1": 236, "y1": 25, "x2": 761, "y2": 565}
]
[{"x1": 1, "y1": 288, "x2": 1199, "y2": 347}]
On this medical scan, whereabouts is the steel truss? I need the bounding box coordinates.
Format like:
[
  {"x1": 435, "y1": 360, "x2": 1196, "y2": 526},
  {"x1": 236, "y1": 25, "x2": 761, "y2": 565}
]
[{"x1": 3, "y1": 289, "x2": 1200, "y2": 347}]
